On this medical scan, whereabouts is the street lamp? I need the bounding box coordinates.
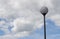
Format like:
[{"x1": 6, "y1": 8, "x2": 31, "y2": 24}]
[{"x1": 40, "y1": 6, "x2": 48, "y2": 39}]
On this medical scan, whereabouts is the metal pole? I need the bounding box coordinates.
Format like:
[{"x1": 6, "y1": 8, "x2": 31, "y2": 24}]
[{"x1": 44, "y1": 15, "x2": 46, "y2": 39}]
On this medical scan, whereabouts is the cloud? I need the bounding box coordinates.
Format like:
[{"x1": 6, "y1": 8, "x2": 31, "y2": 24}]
[
  {"x1": 11, "y1": 17, "x2": 43, "y2": 37},
  {"x1": 12, "y1": 18, "x2": 34, "y2": 32}
]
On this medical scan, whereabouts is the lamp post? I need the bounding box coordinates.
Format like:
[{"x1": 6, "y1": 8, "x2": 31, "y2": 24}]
[{"x1": 40, "y1": 6, "x2": 48, "y2": 39}]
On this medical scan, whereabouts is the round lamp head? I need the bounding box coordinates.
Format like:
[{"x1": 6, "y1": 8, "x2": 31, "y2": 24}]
[{"x1": 40, "y1": 6, "x2": 48, "y2": 16}]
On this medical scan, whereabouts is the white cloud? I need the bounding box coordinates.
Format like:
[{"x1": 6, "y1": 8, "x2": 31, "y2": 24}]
[
  {"x1": 14, "y1": 31, "x2": 30, "y2": 37},
  {"x1": 11, "y1": 17, "x2": 43, "y2": 37},
  {"x1": 12, "y1": 18, "x2": 34, "y2": 32}
]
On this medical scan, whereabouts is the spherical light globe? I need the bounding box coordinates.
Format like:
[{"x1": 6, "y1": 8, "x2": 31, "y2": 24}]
[{"x1": 40, "y1": 6, "x2": 48, "y2": 15}]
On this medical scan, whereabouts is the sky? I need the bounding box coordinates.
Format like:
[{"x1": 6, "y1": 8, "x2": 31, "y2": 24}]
[{"x1": 0, "y1": 0, "x2": 60, "y2": 39}]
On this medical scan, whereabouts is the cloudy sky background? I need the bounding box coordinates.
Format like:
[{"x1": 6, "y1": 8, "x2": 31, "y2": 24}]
[{"x1": 0, "y1": 0, "x2": 60, "y2": 39}]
